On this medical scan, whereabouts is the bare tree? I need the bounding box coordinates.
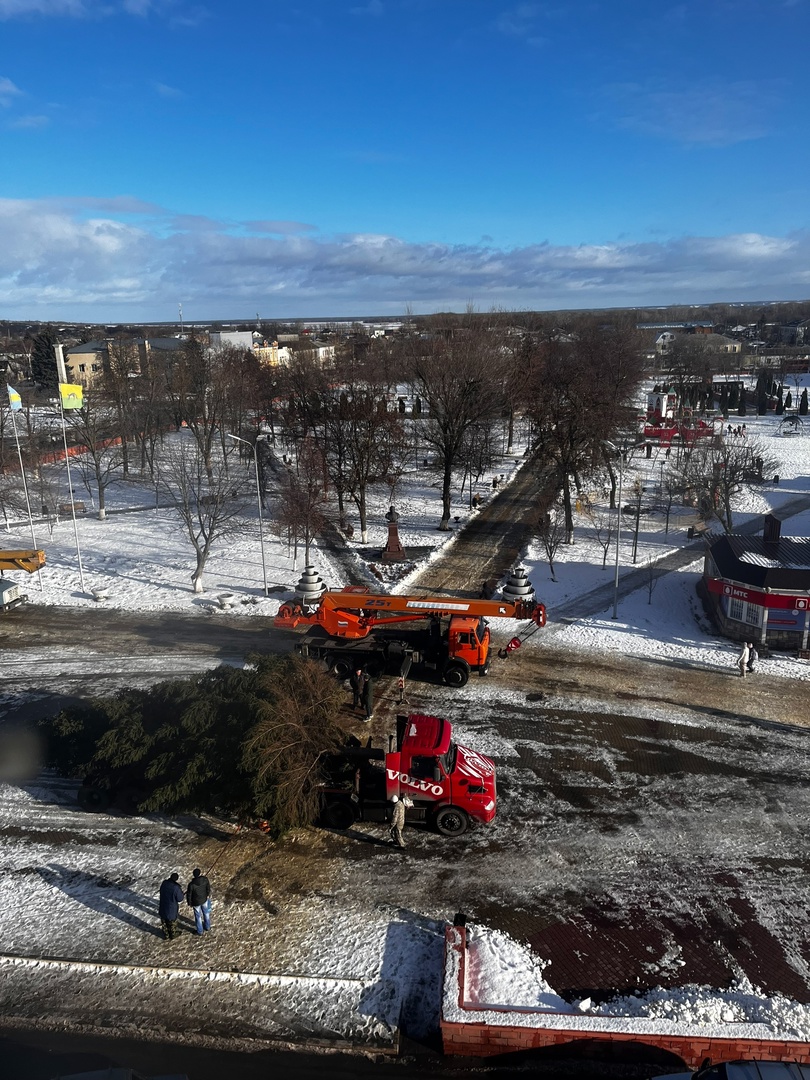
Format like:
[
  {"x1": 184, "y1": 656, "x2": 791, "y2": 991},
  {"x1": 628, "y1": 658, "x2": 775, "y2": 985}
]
[
  {"x1": 102, "y1": 337, "x2": 140, "y2": 477},
  {"x1": 66, "y1": 395, "x2": 124, "y2": 520},
  {"x1": 585, "y1": 506, "x2": 615, "y2": 569},
  {"x1": 244, "y1": 655, "x2": 347, "y2": 833},
  {"x1": 158, "y1": 435, "x2": 249, "y2": 593},
  {"x1": 537, "y1": 503, "x2": 566, "y2": 582},
  {"x1": 670, "y1": 434, "x2": 779, "y2": 533},
  {"x1": 276, "y1": 441, "x2": 328, "y2": 566},
  {"x1": 402, "y1": 328, "x2": 501, "y2": 530},
  {"x1": 525, "y1": 319, "x2": 643, "y2": 543},
  {"x1": 163, "y1": 337, "x2": 238, "y2": 482}
]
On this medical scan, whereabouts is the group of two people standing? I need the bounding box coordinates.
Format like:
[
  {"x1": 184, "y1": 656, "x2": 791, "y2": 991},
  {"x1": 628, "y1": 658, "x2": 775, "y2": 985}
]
[
  {"x1": 738, "y1": 642, "x2": 759, "y2": 677},
  {"x1": 158, "y1": 868, "x2": 212, "y2": 940}
]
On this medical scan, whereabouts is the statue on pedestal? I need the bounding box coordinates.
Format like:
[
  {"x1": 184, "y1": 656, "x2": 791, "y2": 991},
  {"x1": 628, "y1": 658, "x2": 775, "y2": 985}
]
[{"x1": 382, "y1": 505, "x2": 407, "y2": 563}]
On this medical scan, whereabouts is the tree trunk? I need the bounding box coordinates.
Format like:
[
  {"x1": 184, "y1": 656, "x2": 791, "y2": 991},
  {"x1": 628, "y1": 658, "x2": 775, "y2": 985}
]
[
  {"x1": 605, "y1": 460, "x2": 617, "y2": 509},
  {"x1": 192, "y1": 550, "x2": 206, "y2": 592},
  {"x1": 439, "y1": 459, "x2": 452, "y2": 530},
  {"x1": 359, "y1": 486, "x2": 368, "y2": 544},
  {"x1": 562, "y1": 474, "x2": 575, "y2": 544}
]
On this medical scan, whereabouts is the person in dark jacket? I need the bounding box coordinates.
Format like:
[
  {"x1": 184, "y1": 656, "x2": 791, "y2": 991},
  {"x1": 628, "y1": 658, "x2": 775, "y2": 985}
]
[
  {"x1": 186, "y1": 867, "x2": 212, "y2": 935},
  {"x1": 360, "y1": 672, "x2": 374, "y2": 721},
  {"x1": 158, "y1": 873, "x2": 185, "y2": 940},
  {"x1": 349, "y1": 667, "x2": 364, "y2": 709}
]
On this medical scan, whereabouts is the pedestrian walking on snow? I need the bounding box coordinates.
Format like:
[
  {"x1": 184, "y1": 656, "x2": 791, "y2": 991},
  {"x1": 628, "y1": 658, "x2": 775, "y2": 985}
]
[
  {"x1": 738, "y1": 642, "x2": 750, "y2": 678},
  {"x1": 158, "y1": 872, "x2": 185, "y2": 940},
  {"x1": 360, "y1": 671, "x2": 374, "y2": 721},
  {"x1": 389, "y1": 794, "x2": 412, "y2": 848},
  {"x1": 186, "y1": 867, "x2": 212, "y2": 935},
  {"x1": 747, "y1": 643, "x2": 758, "y2": 673}
]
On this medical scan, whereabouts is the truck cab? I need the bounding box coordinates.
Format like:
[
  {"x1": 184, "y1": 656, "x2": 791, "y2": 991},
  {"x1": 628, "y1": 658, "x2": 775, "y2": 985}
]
[
  {"x1": 318, "y1": 713, "x2": 497, "y2": 837},
  {"x1": 446, "y1": 616, "x2": 490, "y2": 682},
  {"x1": 386, "y1": 713, "x2": 497, "y2": 835}
]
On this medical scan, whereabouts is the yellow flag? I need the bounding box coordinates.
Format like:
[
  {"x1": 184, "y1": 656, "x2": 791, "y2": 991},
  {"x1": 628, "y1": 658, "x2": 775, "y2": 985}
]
[{"x1": 59, "y1": 383, "x2": 84, "y2": 410}]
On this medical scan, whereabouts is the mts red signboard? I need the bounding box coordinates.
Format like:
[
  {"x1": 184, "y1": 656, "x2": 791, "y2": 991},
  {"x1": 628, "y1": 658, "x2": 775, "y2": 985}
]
[{"x1": 707, "y1": 577, "x2": 810, "y2": 611}]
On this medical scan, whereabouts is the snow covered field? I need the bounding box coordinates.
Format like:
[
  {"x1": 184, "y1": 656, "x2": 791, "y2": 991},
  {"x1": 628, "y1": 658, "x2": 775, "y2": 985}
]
[{"x1": 2, "y1": 383, "x2": 810, "y2": 1054}]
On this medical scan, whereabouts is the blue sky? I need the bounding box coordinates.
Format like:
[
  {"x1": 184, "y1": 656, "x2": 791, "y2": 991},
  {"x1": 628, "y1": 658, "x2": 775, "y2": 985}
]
[{"x1": 1, "y1": 0, "x2": 809, "y2": 322}]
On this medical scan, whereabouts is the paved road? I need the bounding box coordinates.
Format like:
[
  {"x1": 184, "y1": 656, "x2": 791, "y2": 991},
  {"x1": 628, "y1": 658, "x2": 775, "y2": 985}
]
[{"x1": 407, "y1": 457, "x2": 554, "y2": 596}]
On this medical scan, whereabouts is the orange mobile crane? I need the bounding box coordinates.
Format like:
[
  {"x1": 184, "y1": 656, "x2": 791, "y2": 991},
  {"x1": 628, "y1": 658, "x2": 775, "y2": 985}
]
[{"x1": 274, "y1": 585, "x2": 546, "y2": 687}]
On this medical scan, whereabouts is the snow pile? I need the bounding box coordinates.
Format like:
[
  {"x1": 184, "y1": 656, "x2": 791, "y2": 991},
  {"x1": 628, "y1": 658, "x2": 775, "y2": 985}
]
[
  {"x1": 445, "y1": 927, "x2": 810, "y2": 1041},
  {"x1": 464, "y1": 926, "x2": 575, "y2": 1013},
  {"x1": 592, "y1": 975, "x2": 810, "y2": 1040}
]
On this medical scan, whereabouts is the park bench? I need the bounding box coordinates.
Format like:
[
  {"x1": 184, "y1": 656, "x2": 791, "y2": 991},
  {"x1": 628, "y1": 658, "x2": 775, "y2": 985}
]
[{"x1": 58, "y1": 501, "x2": 86, "y2": 515}]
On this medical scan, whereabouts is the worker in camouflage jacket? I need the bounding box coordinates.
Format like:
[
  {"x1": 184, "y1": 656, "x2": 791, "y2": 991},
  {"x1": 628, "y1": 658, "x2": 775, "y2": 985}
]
[{"x1": 390, "y1": 794, "x2": 412, "y2": 848}]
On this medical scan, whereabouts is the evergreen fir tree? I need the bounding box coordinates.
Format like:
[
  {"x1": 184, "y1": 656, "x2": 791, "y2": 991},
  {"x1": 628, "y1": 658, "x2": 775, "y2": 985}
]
[
  {"x1": 40, "y1": 655, "x2": 346, "y2": 835},
  {"x1": 31, "y1": 327, "x2": 60, "y2": 389},
  {"x1": 800, "y1": 389, "x2": 808, "y2": 416},
  {"x1": 738, "y1": 387, "x2": 747, "y2": 416}
]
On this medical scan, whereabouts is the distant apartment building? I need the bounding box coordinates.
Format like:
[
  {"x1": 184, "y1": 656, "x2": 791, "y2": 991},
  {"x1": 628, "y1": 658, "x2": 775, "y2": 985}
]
[{"x1": 65, "y1": 337, "x2": 184, "y2": 386}]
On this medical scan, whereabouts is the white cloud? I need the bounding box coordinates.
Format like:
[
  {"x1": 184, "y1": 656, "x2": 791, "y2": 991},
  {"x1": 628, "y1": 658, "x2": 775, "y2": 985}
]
[
  {"x1": 350, "y1": 0, "x2": 384, "y2": 14},
  {"x1": 0, "y1": 0, "x2": 168, "y2": 16},
  {"x1": 154, "y1": 81, "x2": 185, "y2": 99},
  {"x1": 8, "y1": 113, "x2": 49, "y2": 128},
  {"x1": 0, "y1": 75, "x2": 23, "y2": 106},
  {"x1": 244, "y1": 220, "x2": 317, "y2": 235},
  {"x1": 1, "y1": 196, "x2": 808, "y2": 319},
  {"x1": 0, "y1": 0, "x2": 87, "y2": 15},
  {"x1": 601, "y1": 78, "x2": 782, "y2": 147}
]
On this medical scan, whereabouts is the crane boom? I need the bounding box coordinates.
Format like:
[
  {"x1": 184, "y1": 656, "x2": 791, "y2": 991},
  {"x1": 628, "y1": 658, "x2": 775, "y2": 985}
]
[{"x1": 274, "y1": 587, "x2": 546, "y2": 638}]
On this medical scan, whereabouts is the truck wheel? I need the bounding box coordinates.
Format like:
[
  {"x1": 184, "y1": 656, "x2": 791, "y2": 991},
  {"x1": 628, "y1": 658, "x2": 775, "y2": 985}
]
[
  {"x1": 434, "y1": 805, "x2": 469, "y2": 837},
  {"x1": 442, "y1": 661, "x2": 470, "y2": 688},
  {"x1": 332, "y1": 657, "x2": 352, "y2": 679},
  {"x1": 78, "y1": 785, "x2": 111, "y2": 813},
  {"x1": 323, "y1": 800, "x2": 356, "y2": 830}
]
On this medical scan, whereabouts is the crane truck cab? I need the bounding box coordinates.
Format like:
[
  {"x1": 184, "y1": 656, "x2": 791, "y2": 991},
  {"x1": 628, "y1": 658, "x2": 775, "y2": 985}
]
[{"x1": 319, "y1": 712, "x2": 497, "y2": 837}]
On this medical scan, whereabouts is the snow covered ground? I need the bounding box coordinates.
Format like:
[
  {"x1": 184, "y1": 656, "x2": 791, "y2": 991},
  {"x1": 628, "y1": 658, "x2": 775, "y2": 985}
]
[{"x1": 2, "y1": 383, "x2": 810, "y2": 1054}]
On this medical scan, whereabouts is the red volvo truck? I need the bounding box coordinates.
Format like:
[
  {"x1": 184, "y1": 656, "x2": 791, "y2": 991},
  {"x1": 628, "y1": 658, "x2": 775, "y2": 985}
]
[{"x1": 319, "y1": 712, "x2": 497, "y2": 837}]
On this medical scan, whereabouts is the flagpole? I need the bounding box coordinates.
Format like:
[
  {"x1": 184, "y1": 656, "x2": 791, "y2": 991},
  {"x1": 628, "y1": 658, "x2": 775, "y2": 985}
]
[
  {"x1": 52, "y1": 345, "x2": 86, "y2": 593},
  {"x1": 59, "y1": 395, "x2": 86, "y2": 592},
  {"x1": 9, "y1": 406, "x2": 43, "y2": 591}
]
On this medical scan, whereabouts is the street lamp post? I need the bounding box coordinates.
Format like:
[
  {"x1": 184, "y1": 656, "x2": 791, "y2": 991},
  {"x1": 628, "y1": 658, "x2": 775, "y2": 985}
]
[
  {"x1": 602, "y1": 440, "x2": 628, "y2": 621},
  {"x1": 227, "y1": 433, "x2": 268, "y2": 596},
  {"x1": 611, "y1": 446, "x2": 627, "y2": 620}
]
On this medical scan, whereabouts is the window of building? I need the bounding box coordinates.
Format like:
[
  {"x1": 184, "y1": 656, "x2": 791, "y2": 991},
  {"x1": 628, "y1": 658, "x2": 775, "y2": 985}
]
[
  {"x1": 78, "y1": 364, "x2": 86, "y2": 373},
  {"x1": 729, "y1": 597, "x2": 744, "y2": 621},
  {"x1": 745, "y1": 602, "x2": 761, "y2": 626},
  {"x1": 91, "y1": 364, "x2": 99, "y2": 372}
]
